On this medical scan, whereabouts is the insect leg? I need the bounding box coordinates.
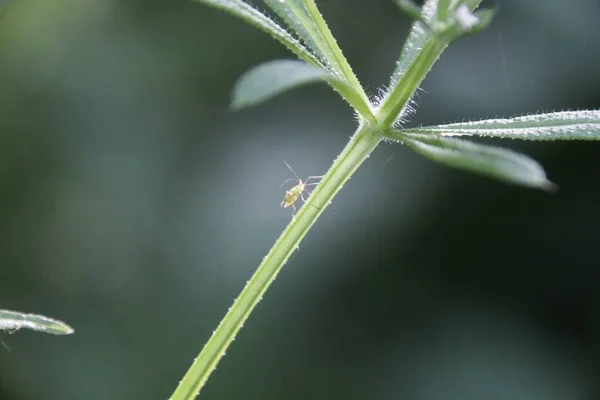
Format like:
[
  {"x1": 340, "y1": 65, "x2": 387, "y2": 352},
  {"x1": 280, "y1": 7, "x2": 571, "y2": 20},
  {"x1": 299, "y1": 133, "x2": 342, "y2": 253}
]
[
  {"x1": 299, "y1": 189, "x2": 322, "y2": 210},
  {"x1": 300, "y1": 191, "x2": 308, "y2": 202},
  {"x1": 304, "y1": 175, "x2": 324, "y2": 183}
]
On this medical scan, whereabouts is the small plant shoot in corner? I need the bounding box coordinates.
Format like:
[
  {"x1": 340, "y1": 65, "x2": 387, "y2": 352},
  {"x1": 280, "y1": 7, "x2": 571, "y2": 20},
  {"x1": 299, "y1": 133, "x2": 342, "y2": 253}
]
[
  {"x1": 280, "y1": 161, "x2": 324, "y2": 213},
  {"x1": 171, "y1": 0, "x2": 600, "y2": 399},
  {"x1": 0, "y1": 309, "x2": 74, "y2": 335}
]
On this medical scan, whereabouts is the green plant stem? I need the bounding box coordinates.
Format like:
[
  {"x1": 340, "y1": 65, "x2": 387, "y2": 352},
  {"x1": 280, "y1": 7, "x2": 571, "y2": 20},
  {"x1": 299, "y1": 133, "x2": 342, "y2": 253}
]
[
  {"x1": 169, "y1": 122, "x2": 384, "y2": 400},
  {"x1": 378, "y1": 38, "x2": 448, "y2": 127}
]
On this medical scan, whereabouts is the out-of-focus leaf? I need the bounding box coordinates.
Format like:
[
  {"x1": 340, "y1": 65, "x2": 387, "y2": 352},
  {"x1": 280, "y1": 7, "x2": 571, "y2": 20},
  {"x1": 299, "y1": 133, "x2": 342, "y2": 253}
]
[
  {"x1": 396, "y1": 0, "x2": 427, "y2": 25},
  {"x1": 467, "y1": 8, "x2": 497, "y2": 34},
  {"x1": 403, "y1": 110, "x2": 600, "y2": 141},
  {"x1": 0, "y1": 309, "x2": 74, "y2": 335},
  {"x1": 193, "y1": 0, "x2": 324, "y2": 69},
  {"x1": 391, "y1": 132, "x2": 556, "y2": 191},
  {"x1": 231, "y1": 59, "x2": 355, "y2": 111},
  {"x1": 437, "y1": 0, "x2": 452, "y2": 21},
  {"x1": 261, "y1": 0, "x2": 373, "y2": 119}
]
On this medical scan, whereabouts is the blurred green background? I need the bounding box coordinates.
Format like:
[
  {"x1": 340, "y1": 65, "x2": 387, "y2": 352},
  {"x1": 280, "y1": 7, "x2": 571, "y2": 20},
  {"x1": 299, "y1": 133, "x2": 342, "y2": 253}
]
[{"x1": 0, "y1": 0, "x2": 599, "y2": 399}]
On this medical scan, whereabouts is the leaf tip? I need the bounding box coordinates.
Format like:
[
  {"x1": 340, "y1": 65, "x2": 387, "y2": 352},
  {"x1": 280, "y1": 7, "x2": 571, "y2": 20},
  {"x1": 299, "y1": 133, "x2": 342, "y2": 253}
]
[
  {"x1": 541, "y1": 180, "x2": 559, "y2": 193},
  {"x1": 229, "y1": 99, "x2": 246, "y2": 112}
]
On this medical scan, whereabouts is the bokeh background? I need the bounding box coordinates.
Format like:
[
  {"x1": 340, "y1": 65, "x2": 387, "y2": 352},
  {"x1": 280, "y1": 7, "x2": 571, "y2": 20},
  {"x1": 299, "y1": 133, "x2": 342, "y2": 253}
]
[{"x1": 0, "y1": 0, "x2": 599, "y2": 398}]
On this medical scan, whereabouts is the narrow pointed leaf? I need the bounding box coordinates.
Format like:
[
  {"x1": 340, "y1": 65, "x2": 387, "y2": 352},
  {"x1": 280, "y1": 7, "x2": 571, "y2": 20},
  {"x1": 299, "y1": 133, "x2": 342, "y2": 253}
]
[
  {"x1": 264, "y1": 0, "x2": 332, "y2": 71},
  {"x1": 302, "y1": 0, "x2": 367, "y2": 94},
  {"x1": 390, "y1": 0, "x2": 438, "y2": 87},
  {"x1": 193, "y1": 0, "x2": 324, "y2": 69},
  {"x1": 231, "y1": 60, "x2": 358, "y2": 111},
  {"x1": 283, "y1": 0, "x2": 373, "y2": 120},
  {"x1": 403, "y1": 110, "x2": 600, "y2": 141},
  {"x1": 379, "y1": 0, "x2": 483, "y2": 127},
  {"x1": 393, "y1": 132, "x2": 556, "y2": 191},
  {"x1": 396, "y1": 0, "x2": 428, "y2": 25},
  {"x1": 262, "y1": 0, "x2": 372, "y2": 117},
  {"x1": 0, "y1": 309, "x2": 74, "y2": 335},
  {"x1": 390, "y1": 0, "x2": 481, "y2": 87}
]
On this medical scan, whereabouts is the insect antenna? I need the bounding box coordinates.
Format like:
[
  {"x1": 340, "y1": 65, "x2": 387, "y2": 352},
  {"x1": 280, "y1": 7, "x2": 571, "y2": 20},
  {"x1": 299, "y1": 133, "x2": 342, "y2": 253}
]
[{"x1": 283, "y1": 160, "x2": 301, "y2": 181}]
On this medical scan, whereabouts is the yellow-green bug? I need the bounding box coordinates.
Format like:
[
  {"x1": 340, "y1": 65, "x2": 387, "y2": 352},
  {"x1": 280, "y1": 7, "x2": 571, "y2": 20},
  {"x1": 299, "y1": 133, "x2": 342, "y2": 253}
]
[{"x1": 280, "y1": 161, "x2": 323, "y2": 213}]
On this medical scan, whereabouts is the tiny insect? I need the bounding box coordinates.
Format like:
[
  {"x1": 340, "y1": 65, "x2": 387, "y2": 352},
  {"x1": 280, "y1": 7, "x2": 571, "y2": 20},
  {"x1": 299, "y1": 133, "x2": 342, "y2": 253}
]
[
  {"x1": 0, "y1": 309, "x2": 74, "y2": 335},
  {"x1": 280, "y1": 161, "x2": 324, "y2": 213}
]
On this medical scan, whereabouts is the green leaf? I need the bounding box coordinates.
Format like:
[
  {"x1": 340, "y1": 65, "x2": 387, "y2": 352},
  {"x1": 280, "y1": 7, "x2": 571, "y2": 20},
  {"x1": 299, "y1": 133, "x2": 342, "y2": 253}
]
[
  {"x1": 263, "y1": 0, "x2": 331, "y2": 69},
  {"x1": 437, "y1": 0, "x2": 452, "y2": 22},
  {"x1": 390, "y1": 0, "x2": 482, "y2": 87},
  {"x1": 301, "y1": 0, "x2": 368, "y2": 97},
  {"x1": 396, "y1": 0, "x2": 427, "y2": 24},
  {"x1": 263, "y1": 0, "x2": 373, "y2": 120},
  {"x1": 380, "y1": 0, "x2": 485, "y2": 127},
  {"x1": 193, "y1": 0, "x2": 324, "y2": 70},
  {"x1": 0, "y1": 309, "x2": 74, "y2": 335},
  {"x1": 461, "y1": 0, "x2": 483, "y2": 10},
  {"x1": 197, "y1": 0, "x2": 374, "y2": 121},
  {"x1": 392, "y1": 132, "x2": 556, "y2": 191},
  {"x1": 231, "y1": 59, "x2": 355, "y2": 110},
  {"x1": 390, "y1": 0, "x2": 438, "y2": 88},
  {"x1": 402, "y1": 110, "x2": 600, "y2": 141}
]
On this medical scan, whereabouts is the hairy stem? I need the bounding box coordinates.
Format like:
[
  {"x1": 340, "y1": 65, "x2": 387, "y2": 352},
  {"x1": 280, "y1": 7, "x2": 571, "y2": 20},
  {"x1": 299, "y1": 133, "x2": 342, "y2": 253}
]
[
  {"x1": 169, "y1": 122, "x2": 383, "y2": 400},
  {"x1": 378, "y1": 38, "x2": 447, "y2": 127}
]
